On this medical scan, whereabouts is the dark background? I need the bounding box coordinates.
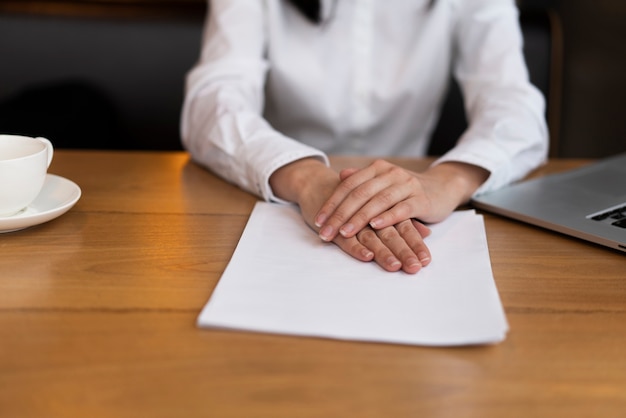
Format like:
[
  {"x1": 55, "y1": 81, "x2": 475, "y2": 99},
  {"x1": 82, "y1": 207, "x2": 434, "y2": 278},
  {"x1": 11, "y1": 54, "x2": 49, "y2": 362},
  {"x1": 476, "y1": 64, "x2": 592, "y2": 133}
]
[
  {"x1": 537, "y1": 0, "x2": 626, "y2": 157},
  {"x1": 0, "y1": 0, "x2": 624, "y2": 157}
]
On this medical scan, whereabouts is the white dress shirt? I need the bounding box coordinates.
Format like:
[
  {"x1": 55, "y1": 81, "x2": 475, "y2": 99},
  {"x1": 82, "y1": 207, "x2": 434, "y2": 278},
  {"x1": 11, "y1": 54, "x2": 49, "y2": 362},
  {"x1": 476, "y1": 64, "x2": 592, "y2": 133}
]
[{"x1": 181, "y1": 0, "x2": 548, "y2": 202}]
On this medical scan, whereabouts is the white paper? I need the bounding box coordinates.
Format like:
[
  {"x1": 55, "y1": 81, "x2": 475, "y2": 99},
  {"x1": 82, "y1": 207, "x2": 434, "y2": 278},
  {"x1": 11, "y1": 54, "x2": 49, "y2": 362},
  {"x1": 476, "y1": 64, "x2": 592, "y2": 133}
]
[{"x1": 197, "y1": 202, "x2": 508, "y2": 346}]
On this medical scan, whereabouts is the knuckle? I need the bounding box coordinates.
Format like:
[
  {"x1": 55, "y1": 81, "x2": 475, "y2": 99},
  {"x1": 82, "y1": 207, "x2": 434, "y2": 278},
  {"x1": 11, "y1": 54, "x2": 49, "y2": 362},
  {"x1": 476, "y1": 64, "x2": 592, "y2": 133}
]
[
  {"x1": 322, "y1": 201, "x2": 338, "y2": 215},
  {"x1": 377, "y1": 189, "x2": 396, "y2": 207},
  {"x1": 376, "y1": 227, "x2": 397, "y2": 242},
  {"x1": 372, "y1": 159, "x2": 389, "y2": 170},
  {"x1": 348, "y1": 241, "x2": 364, "y2": 256},
  {"x1": 397, "y1": 248, "x2": 414, "y2": 261},
  {"x1": 351, "y1": 185, "x2": 373, "y2": 201},
  {"x1": 351, "y1": 214, "x2": 371, "y2": 230},
  {"x1": 396, "y1": 201, "x2": 413, "y2": 217},
  {"x1": 396, "y1": 219, "x2": 415, "y2": 235},
  {"x1": 408, "y1": 175, "x2": 421, "y2": 188},
  {"x1": 330, "y1": 207, "x2": 351, "y2": 223},
  {"x1": 408, "y1": 239, "x2": 427, "y2": 254},
  {"x1": 388, "y1": 165, "x2": 405, "y2": 177},
  {"x1": 357, "y1": 228, "x2": 378, "y2": 245},
  {"x1": 338, "y1": 178, "x2": 358, "y2": 194}
]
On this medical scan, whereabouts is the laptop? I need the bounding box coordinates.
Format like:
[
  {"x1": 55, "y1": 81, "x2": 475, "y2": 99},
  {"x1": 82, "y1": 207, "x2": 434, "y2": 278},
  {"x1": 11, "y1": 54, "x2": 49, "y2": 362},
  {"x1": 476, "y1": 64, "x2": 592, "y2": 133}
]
[{"x1": 472, "y1": 153, "x2": 626, "y2": 253}]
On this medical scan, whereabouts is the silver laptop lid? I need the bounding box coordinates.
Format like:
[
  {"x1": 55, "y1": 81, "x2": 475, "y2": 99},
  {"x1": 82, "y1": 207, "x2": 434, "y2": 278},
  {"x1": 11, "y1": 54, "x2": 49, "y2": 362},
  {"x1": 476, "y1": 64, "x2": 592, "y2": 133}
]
[{"x1": 472, "y1": 153, "x2": 626, "y2": 253}]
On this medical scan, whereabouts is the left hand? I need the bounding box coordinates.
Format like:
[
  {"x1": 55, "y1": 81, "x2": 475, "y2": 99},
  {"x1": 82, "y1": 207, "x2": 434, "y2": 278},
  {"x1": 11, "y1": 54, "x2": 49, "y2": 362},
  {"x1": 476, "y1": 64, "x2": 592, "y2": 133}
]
[{"x1": 314, "y1": 159, "x2": 489, "y2": 241}]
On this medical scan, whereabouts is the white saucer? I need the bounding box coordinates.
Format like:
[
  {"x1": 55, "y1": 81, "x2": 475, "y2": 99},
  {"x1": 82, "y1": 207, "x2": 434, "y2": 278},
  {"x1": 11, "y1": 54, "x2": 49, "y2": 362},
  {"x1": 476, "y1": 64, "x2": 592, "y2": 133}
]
[{"x1": 0, "y1": 174, "x2": 81, "y2": 233}]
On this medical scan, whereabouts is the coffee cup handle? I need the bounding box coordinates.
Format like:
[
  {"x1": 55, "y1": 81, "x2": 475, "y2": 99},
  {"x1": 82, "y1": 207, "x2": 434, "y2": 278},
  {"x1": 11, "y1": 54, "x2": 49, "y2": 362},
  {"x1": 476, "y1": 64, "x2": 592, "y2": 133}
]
[{"x1": 36, "y1": 137, "x2": 54, "y2": 168}]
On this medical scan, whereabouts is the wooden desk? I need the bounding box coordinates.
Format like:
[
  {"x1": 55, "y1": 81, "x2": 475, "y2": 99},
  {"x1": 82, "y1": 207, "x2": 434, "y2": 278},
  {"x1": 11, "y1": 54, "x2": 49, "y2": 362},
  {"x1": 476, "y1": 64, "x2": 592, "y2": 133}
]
[{"x1": 1, "y1": 151, "x2": 625, "y2": 417}]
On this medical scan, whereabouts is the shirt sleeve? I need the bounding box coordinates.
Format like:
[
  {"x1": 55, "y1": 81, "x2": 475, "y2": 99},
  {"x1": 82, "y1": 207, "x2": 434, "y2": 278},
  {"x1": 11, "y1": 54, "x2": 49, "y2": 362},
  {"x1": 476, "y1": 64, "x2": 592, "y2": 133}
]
[
  {"x1": 180, "y1": 0, "x2": 328, "y2": 202},
  {"x1": 434, "y1": 0, "x2": 549, "y2": 195}
]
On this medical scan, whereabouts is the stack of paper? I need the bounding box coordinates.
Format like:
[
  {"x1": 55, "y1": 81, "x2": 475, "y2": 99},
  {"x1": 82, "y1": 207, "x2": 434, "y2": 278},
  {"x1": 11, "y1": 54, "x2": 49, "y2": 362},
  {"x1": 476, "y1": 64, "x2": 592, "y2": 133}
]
[{"x1": 197, "y1": 202, "x2": 508, "y2": 346}]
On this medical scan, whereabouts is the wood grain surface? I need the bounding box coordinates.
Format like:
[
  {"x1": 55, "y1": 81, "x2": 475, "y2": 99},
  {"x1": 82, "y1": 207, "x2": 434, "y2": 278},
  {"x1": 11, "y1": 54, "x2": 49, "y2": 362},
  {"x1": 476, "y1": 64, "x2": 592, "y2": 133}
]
[{"x1": 1, "y1": 151, "x2": 624, "y2": 418}]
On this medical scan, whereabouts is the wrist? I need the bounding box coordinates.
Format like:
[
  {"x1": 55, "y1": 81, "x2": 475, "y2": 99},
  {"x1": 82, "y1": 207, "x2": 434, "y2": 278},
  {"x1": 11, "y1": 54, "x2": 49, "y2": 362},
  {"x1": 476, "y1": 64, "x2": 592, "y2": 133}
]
[
  {"x1": 269, "y1": 158, "x2": 336, "y2": 203},
  {"x1": 425, "y1": 162, "x2": 490, "y2": 204}
]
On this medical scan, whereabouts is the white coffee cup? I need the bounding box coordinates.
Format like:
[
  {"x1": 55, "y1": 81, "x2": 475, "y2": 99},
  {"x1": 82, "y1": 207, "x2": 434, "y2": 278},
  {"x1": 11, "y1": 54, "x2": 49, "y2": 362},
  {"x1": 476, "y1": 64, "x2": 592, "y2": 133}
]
[{"x1": 0, "y1": 135, "x2": 54, "y2": 217}]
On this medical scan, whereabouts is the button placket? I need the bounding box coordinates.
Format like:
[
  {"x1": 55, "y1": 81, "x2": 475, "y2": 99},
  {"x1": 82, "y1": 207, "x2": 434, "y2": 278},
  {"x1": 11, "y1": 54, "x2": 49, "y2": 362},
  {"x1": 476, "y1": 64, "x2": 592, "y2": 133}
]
[{"x1": 350, "y1": 0, "x2": 374, "y2": 140}]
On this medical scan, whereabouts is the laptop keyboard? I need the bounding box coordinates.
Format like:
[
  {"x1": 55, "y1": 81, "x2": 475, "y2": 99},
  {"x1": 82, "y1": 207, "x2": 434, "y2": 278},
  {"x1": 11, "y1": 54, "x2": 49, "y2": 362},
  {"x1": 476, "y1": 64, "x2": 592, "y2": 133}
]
[{"x1": 589, "y1": 204, "x2": 626, "y2": 229}]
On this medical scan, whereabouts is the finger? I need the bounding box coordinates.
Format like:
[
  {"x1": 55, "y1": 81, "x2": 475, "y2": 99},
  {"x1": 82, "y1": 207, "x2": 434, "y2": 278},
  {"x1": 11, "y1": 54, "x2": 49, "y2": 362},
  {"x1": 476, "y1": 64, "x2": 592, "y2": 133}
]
[
  {"x1": 411, "y1": 218, "x2": 432, "y2": 238},
  {"x1": 356, "y1": 227, "x2": 404, "y2": 272},
  {"x1": 396, "y1": 220, "x2": 432, "y2": 268},
  {"x1": 326, "y1": 164, "x2": 420, "y2": 240},
  {"x1": 339, "y1": 167, "x2": 359, "y2": 181},
  {"x1": 338, "y1": 179, "x2": 421, "y2": 238},
  {"x1": 317, "y1": 171, "x2": 392, "y2": 242},
  {"x1": 332, "y1": 235, "x2": 375, "y2": 262},
  {"x1": 334, "y1": 185, "x2": 400, "y2": 238},
  {"x1": 366, "y1": 193, "x2": 416, "y2": 230},
  {"x1": 374, "y1": 224, "x2": 425, "y2": 274},
  {"x1": 315, "y1": 160, "x2": 390, "y2": 229}
]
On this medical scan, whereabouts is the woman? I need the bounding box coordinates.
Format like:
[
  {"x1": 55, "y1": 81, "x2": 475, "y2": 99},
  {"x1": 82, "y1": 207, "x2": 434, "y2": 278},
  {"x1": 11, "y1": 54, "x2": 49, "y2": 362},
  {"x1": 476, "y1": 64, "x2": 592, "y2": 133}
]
[{"x1": 181, "y1": 0, "x2": 548, "y2": 273}]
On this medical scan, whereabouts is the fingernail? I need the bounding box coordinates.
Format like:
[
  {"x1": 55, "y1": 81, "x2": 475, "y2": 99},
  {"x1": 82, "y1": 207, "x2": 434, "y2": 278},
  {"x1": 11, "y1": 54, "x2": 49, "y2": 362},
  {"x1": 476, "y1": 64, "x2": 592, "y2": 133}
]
[
  {"x1": 369, "y1": 218, "x2": 381, "y2": 228},
  {"x1": 418, "y1": 251, "x2": 431, "y2": 265},
  {"x1": 407, "y1": 257, "x2": 421, "y2": 270},
  {"x1": 362, "y1": 249, "x2": 374, "y2": 259},
  {"x1": 314, "y1": 213, "x2": 327, "y2": 228},
  {"x1": 319, "y1": 225, "x2": 334, "y2": 241},
  {"x1": 339, "y1": 223, "x2": 354, "y2": 237},
  {"x1": 387, "y1": 257, "x2": 401, "y2": 269}
]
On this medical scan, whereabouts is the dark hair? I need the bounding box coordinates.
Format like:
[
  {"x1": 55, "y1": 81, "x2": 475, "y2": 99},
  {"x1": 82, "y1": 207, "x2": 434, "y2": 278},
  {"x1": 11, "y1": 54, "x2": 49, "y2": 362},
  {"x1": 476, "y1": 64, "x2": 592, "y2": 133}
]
[{"x1": 287, "y1": 0, "x2": 436, "y2": 24}]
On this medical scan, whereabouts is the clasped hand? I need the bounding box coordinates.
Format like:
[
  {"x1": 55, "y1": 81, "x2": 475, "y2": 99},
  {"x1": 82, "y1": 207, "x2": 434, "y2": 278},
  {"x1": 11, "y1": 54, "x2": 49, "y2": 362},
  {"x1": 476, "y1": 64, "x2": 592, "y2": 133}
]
[
  {"x1": 311, "y1": 158, "x2": 489, "y2": 272},
  {"x1": 270, "y1": 157, "x2": 488, "y2": 273},
  {"x1": 270, "y1": 158, "x2": 477, "y2": 274}
]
